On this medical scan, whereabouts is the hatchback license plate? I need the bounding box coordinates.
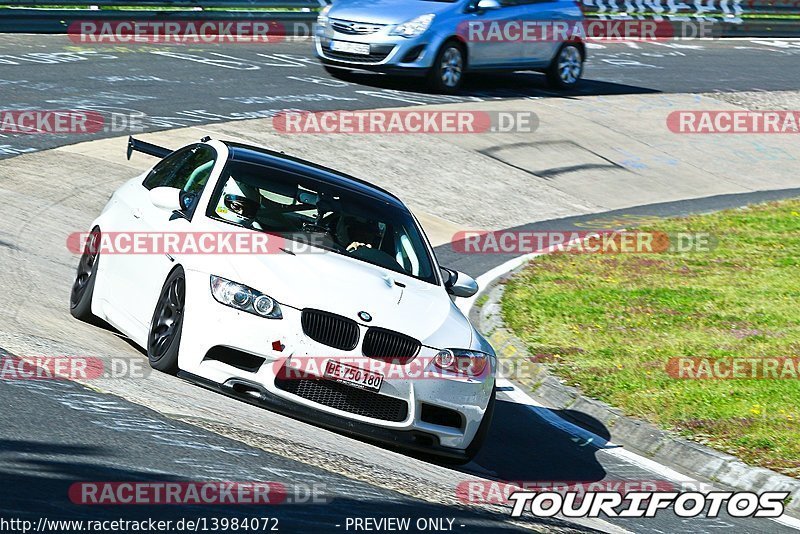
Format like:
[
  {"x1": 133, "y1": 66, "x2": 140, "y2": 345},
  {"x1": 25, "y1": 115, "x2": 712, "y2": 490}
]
[
  {"x1": 331, "y1": 41, "x2": 371, "y2": 55},
  {"x1": 324, "y1": 360, "x2": 383, "y2": 392}
]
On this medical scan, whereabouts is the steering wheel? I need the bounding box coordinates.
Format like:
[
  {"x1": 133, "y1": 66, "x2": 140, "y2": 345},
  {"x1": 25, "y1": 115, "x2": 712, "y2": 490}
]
[{"x1": 302, "y1": 221, "x2": 333, "y2": 235}]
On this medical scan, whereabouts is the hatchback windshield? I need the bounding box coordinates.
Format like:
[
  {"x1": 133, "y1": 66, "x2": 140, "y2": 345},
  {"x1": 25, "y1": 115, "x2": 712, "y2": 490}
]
[{"x1": 208, "y1": 159, "x2": 438, "y2": 284}]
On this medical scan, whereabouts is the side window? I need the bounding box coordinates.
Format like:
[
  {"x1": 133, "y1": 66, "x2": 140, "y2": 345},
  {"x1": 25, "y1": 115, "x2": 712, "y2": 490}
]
[
  {"x1": 142, "y1": 145, "x2": 217, "y2": 193},
  {"x1": 179, "y1": 146, "x2": 217, "y2": 196},
  {"x1": 142, "y1": 148, "x2": 190, "y2": 191}
]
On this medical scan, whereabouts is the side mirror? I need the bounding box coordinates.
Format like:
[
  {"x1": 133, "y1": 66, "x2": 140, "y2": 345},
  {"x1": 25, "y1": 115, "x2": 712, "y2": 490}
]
[
  {"x1": 149, "y1": 187, "x2": 182, "y2": 211},
  {"x1": 441, "y1": 267, "x2": 479, "y2": 298},
  {"x1": 476, "y1": 0, "x2": 502, "y2": 10}
]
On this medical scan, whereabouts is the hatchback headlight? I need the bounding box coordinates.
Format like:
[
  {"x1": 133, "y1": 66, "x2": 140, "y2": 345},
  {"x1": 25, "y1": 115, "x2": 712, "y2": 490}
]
[
  {"x1": 433, "y1": 349, "x2": 489, "y2": 377},
  {"x1": 317, "y1": 4, "x2": 332, "y2": 26},
  {"x1": 390, "y1": 14, "x2": 435, "y2": 37},
  {"x1": 210, "y1": 275, "x2": 282, "y2": 319}
]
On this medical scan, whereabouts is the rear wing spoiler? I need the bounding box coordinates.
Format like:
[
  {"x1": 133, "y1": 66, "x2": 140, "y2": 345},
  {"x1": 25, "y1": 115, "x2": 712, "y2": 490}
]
[{"x1": 127, "y1": 136, "x2": 172, "y2": 160}]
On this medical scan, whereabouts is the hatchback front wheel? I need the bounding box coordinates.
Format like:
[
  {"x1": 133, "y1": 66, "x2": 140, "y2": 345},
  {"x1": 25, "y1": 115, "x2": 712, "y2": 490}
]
[{"x1": 428, "y1": 42, "x2": 465, "y2": 94}]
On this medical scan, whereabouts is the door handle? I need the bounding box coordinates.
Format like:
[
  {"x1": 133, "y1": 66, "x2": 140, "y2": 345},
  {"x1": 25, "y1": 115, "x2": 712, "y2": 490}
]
[{"x1": 132, "y1": 208, "x2": 142, "y2": 219}]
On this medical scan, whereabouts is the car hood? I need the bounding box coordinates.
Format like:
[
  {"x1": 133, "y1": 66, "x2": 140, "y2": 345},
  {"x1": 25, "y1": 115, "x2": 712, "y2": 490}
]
[
  {"x1": 227, "y1": 250, "x2": 474, "y2": 349},
  {"x1": 329, "y1": 0, "x2": 459, "y2": 25}
]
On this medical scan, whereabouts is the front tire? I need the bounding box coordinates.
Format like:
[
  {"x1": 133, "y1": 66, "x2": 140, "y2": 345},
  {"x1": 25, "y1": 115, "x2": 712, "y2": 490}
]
[
  {"x1": 70, "y1": 227, "x2": 101, "y2": 322},
  {"x1": 427, "y1": 41, "x2": 466, "y2": 94},
  {"x1": 147, "y1": 267, "x2": 186, "y2": 374},
  {"x1": 546, "y1": 43, "x2": 584, "y2": 91},
  {"x1": 463, "y1": 386, "x2": 496, "y2": 463}
]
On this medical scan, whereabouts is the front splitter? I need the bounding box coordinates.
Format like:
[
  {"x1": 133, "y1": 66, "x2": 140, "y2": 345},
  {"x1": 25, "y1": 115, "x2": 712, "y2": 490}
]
[{"x1": 177, "y1": 370, "x2": 471, "y2": 463}]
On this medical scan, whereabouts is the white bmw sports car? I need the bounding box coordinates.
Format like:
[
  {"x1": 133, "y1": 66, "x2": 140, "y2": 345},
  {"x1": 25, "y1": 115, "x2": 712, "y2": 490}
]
[{"x1": 71, "y1": 137, "x2": 496, "y2": 462}]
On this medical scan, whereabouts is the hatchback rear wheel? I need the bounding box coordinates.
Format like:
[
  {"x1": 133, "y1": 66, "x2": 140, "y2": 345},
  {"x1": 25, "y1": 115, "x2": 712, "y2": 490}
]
[{"x1": 546, "y1": 43, "x2": 583, "y2": 90}]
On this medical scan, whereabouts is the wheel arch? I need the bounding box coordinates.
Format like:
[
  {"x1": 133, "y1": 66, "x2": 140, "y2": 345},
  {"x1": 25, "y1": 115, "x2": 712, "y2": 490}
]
[
  {"x1": 439, "y1": 36, "x2": 469, "y2": 69},
  {"x1": 572, "y1": 38, "x2": 586, "y2": 60}
]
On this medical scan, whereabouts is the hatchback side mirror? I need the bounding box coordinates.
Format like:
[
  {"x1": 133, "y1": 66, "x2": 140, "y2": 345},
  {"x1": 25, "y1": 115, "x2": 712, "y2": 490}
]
[
  {"x1": 476, "y1": 0, "x2": 502, "y2": 10},
  {"x1": 441, "y1": 267, "x2": 479, "y2": 298}
]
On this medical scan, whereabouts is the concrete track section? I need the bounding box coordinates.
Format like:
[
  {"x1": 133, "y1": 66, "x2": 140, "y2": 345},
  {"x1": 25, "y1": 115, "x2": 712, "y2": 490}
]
[{"x1": 1, "y1": 84, "x2": 799, "y2": 533}]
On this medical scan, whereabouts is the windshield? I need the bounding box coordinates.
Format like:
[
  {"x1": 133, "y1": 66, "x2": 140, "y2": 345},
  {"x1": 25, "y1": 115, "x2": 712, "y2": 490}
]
[{"x1": 207, "y1": 159, "x2": 438, "y2": 285}]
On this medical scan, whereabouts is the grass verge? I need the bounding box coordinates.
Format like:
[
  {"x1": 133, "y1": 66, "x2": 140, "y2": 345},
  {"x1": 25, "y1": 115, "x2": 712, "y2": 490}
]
[{"x1": 502, "y1": 199, "x2": 800, "y2": 477}]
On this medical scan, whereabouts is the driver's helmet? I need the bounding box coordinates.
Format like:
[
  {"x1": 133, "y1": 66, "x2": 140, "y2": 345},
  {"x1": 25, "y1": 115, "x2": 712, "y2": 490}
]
[
  {"x1": 216, "y1": 177, "x2": 262, "y2": 229},
  {"x1": 335, "y1": 215, "x2": 382, "y2": 249}
]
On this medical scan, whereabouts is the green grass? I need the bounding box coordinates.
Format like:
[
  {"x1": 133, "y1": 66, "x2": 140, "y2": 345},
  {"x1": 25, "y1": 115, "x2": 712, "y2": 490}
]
[{"x1": 501, "y1": 199, "x2": 800, "y2": 477}]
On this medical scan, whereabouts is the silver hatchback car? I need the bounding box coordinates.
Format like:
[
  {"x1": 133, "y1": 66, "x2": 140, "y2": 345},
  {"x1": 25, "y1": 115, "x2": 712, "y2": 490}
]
[{"x1": 314, "y1": 0, "x2": 586, "y2": 93}]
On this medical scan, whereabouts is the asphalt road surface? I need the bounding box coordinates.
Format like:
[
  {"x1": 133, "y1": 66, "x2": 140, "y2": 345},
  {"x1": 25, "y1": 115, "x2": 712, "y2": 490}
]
[
  {"x1": 1, "y1": 34, "x2": 799, "y2": 534},
  {"x1": 0, "y1": 349, "x2": 540, "y2": 533},
  {"x1": 2, "y1": 34, "x2": 800, "y2": 157}
]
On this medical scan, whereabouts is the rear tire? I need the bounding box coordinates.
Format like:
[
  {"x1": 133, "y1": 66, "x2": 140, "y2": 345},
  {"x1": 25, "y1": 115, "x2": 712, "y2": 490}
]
[
  {"x1": 546, "y1": 43, "x2": 584, "y2": 91},
  {"x1": 70, "y1": 227, "x2": 101, "y2": 323},
  {"x1": 427, "y1": 41, "x2": 466, "y2": 94},
  {"x1": 147, "y1": 267, "x2": 185, "y2": 374}
]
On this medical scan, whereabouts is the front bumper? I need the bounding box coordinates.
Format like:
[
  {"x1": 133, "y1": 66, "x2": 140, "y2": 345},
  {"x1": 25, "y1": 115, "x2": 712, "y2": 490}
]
[
  {"x1": 178, "y1": 371, "x2": 474, "y2": 462},
  {"x1": 313, "y1": 18, "x2": 440, "y2": 74},
  {"x1": 178, "y1": 269, "x2": 495, "y2": 453}
]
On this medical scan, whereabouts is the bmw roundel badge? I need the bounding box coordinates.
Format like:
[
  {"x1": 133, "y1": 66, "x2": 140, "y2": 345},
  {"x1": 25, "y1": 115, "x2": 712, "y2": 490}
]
[{"x1": 358, "y1": 311, "x2": 372, "y2": 322}]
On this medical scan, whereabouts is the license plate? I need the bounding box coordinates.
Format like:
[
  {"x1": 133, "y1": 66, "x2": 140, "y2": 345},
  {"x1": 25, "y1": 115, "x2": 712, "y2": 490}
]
[
  {"x1": 324, "y1": 360, "x2": 383, "y2": 392},
  {"x1": 331, "y1": 40, "x2": 371, "y2": 55}
]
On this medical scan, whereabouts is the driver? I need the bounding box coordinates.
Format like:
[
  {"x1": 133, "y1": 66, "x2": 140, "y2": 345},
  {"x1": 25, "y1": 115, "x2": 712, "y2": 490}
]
[
  {"x1": 216, "y1": 177, "x2": 263, "y2": 230},
  {"x1": 335, "y1": 215, "x2": 382, "y2": 252}
]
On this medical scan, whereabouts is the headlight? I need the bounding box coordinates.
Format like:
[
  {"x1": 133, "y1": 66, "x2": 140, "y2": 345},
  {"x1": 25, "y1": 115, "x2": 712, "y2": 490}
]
[
  {"x1": 210, "y1": 275, "x2": 282, "y2": 319},
  {"x1": 317, "y1": 4, "x2": 332, "y2": 25},
  {"x1": 390, "y1": 14, "x2": 435, "y2": 37},
  {"x1": 433, "y1": 349, "x2": 489, "y2": 377}
]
